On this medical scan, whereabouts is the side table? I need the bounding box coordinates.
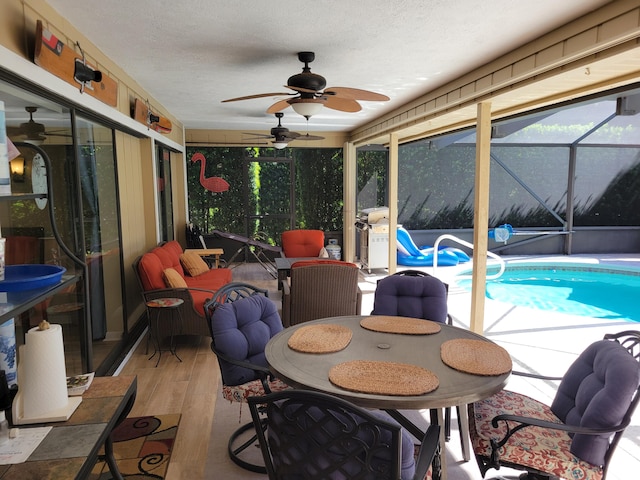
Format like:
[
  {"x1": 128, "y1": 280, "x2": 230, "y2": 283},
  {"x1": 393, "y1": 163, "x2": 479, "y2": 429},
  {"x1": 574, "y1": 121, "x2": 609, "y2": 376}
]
[{"x1": 145, "y1": 298, "x2": 184, "y2": 367}]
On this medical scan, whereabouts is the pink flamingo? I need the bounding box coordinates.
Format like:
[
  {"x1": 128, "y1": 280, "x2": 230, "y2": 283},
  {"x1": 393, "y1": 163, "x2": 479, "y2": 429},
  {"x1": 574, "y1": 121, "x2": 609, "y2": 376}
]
[{"x1": 190, "y1": 152, "x2": 230, "y2": 193}]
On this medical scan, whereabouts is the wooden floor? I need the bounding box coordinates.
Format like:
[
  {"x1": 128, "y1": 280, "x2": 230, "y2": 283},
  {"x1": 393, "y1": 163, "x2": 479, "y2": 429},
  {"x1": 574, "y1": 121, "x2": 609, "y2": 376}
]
[{"x1": 117, "y1": 263, "x2": 281, "y2": 479}]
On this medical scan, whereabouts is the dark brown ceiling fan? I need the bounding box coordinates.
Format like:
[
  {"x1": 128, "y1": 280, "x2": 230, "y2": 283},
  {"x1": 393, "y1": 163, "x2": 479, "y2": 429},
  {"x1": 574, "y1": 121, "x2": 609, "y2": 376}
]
[
  {"x1": 243, "y1": 113, "x2": 324, "y2": 149},
  {"x1": 222, "y1": 52, "x2": 390, "y2": 118}
]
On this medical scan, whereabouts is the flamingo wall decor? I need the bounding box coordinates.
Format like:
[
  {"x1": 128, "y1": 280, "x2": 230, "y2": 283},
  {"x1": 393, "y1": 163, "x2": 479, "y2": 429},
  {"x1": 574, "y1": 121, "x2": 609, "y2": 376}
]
[{"x1": 190, "y1": 152, "x2": 230, "y2": 193}]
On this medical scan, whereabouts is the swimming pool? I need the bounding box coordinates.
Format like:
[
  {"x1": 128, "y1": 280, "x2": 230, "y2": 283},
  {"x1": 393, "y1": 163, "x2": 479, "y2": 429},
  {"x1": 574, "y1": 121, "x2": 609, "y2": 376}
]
[{"x1": 455, "y1": 262, "x2": 640, "y2": 322}]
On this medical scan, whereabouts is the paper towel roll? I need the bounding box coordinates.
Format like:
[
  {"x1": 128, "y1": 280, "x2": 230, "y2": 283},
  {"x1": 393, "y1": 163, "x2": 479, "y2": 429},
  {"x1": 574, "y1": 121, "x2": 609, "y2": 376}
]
[{"x1": 21, "y1": 324, "x2": 69, "y2": 419}]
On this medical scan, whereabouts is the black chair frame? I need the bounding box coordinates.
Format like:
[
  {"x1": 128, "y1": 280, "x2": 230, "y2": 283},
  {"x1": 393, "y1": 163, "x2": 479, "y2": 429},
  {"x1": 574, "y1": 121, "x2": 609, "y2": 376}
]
[{"x1": 204, "y1": 282, "x2": 275, "y2": 474}]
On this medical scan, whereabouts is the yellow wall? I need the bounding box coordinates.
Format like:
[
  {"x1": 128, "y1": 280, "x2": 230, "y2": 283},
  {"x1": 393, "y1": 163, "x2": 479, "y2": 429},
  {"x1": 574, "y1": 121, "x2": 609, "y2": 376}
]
[{"x1": 0, "y1": 0, "x2": 188, "y2": 330}]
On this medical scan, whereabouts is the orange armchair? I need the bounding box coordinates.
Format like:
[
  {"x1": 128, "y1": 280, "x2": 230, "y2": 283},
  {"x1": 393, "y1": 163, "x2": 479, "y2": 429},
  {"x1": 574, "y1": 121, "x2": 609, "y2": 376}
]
[{"x1": 281, "y1": 229, "x2": 326, "y2": 258}]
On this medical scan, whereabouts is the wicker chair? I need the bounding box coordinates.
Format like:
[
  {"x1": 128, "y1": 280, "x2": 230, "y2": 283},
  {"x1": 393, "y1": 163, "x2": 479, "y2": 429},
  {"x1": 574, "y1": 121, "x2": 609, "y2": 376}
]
[
  {"x1": 132, "y1": 255, "x2": 213, "y2": 344},
  {"x1": 281, "y1": 259, "x2": 361, "y2": 327}
]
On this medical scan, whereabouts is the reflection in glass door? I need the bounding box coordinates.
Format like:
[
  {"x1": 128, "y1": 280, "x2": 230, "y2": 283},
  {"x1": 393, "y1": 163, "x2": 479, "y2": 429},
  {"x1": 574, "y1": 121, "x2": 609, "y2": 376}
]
[
  {"x1": 157, "y1": 145, "x2": 174, "y2": 242},
  {"x1": 75, "y1": 116, "x2": 124, "y2": 371}
]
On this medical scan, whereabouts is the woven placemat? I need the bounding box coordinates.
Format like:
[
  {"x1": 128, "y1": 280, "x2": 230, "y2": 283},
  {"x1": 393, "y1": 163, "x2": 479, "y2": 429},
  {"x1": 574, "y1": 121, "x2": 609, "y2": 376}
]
[
  {"x1": 329, "y1": 360, "x2": 439, "y2": 396},
  {"x1": 287, "y1": 324, "x2": 353, "y2": 353},
  {"x1": 360, "y1": 316, "x2": 441, "y2": 335},
  {"x1": 440, "y1": 339, "x2": 512, "y2": 376}
]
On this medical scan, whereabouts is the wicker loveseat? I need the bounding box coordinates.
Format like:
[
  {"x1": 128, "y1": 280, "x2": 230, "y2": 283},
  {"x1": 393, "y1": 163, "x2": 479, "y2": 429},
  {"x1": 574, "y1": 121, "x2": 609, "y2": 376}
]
[{"x1": 134, "y1": 240, "x2": 232, "y2": 339}]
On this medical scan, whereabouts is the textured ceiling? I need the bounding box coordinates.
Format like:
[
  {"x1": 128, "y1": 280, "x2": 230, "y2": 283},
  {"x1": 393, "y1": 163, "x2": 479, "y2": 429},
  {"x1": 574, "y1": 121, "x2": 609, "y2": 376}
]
[{"x1": 44, "y1": 0, "x2": 612, "y2": 133}]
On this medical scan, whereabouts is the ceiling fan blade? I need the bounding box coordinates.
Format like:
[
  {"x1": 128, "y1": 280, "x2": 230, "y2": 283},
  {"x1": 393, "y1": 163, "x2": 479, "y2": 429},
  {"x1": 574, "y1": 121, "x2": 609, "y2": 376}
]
[
  {"x1": 284, "y1": 85, "x2": 318, "y2": 94},
  {"x1": 324, "y1": 87, "x2": 390, "y2": 102},
  {"x1": 222, "y1": 92, "x2": 294, "y2": 103},
  {"x1": 294, "y1": 133, "x2": 325, "y2": 141},
  {"x1": 242, "y1": 133, "x2": 275, "y2": 139},
  {"x1": 266, "y1": 99, "x2": 293, "y2": 114},
  {"x1": 282, "y1": 131, "x2": 300, "y2": 140},
  {"x1": 323, "y1": 95, "x2": 362, "y2": 113}
]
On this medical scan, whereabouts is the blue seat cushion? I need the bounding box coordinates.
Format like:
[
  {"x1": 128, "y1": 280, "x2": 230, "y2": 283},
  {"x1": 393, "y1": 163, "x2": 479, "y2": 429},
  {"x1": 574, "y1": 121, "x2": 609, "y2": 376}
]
[
  {"x1": 210, "y1": 295, "x2": 283, "y2": 386},
  {"x1": 372, "y1": 274, "x2": 448, "y2": 323},
  {"x1": 551, "y1": 339, "x2": 640, "y2": 466}
]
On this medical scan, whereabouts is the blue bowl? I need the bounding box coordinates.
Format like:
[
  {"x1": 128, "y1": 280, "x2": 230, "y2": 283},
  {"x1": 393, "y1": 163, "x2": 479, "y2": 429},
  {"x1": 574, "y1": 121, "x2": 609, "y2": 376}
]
[{"x1": 0, "y1": 265, "x2": 67, "y2": 292}]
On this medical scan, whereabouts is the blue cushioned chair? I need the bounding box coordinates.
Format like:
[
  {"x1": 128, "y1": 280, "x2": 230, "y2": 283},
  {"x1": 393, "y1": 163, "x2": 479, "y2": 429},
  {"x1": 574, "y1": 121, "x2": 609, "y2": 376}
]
[
  {"x1": 469, "y1": 331, "x2": 640, "y2": 480},
  {"x1": 204, "y1": 283, "x2": 289, "y2": 473},
  {"x1": 248, "y1": 389, "x2": 440, "y2": 480},
  {"x1": 371, "y1": 270, "x2": 449, "y2": 324},
  {"x1": 371, "y1": 270, "x2": 468, "y2": 460}
]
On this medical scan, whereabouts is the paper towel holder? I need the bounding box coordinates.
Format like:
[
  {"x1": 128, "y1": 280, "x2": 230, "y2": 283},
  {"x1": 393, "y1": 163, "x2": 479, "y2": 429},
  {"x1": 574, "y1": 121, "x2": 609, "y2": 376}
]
[
  {"x1": 11, "y1": 391, "x2": 81, "y2": 425},
  {"x1": 11, "y1": 323, "x2": 83, "y2": 425}
]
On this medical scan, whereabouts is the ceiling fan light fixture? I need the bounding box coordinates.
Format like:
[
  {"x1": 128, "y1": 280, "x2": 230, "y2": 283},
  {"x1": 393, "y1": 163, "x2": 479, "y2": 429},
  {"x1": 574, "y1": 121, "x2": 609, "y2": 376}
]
[
  {"x1": 290, "y1": 98, "x2": 324, "y2": 118},
  {"x1": 273, "y1": 140, "x2": 288, "y2": 149}
]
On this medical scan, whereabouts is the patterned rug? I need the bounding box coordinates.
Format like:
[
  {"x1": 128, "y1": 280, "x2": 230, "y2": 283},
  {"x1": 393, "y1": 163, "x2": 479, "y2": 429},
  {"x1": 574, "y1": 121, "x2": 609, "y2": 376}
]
[{"x1": 93, "y1": 414, "x2": 180, "y2": 479}]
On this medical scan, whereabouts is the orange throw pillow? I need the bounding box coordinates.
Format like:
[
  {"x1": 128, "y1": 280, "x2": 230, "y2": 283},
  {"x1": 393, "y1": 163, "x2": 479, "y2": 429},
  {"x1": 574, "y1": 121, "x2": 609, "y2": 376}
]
[
  {"x1": 163, "y1": 268, "x2": 187, "y2": 288},
  {"x1": 180, "y1": 252, "x2": 210, "y2": 276}
]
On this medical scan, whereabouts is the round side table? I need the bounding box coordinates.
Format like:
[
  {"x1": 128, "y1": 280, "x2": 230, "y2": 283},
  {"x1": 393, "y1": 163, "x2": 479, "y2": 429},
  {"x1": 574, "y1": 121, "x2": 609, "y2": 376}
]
[{"x1": 145, "y1": 297, "x2": 184, "y2": 367}]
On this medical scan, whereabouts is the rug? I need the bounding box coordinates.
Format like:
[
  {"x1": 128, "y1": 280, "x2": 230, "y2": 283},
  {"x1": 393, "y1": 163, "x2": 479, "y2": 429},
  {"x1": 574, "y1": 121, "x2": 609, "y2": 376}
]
[{"x1": 93, "y1": 414, "x2": 180, "y2": 479}]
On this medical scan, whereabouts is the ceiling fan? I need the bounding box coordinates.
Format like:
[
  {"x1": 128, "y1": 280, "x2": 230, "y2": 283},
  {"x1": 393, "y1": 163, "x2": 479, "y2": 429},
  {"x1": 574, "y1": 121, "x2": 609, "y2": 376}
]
[
  {"x1": 222, "y1": 51, "x2": 390, "y2": 119},
  {"x1": 7, "y1": 106, "x2": 70, "y2": 143},
  {"x1": 244, "y1": 113, "x2": 324, "y2": 149}
]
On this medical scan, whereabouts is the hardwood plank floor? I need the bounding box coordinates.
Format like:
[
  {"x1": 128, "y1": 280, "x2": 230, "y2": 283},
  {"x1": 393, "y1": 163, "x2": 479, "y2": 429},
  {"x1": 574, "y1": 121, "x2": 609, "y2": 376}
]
[{"x1": 116, "y1": 263, "x2": 281, "y2": 479}]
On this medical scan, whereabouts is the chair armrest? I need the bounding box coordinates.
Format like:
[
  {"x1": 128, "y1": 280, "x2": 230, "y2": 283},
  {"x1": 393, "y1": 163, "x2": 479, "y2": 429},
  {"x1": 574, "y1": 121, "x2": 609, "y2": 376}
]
[
  {"x1": 210, "y1": 340, "x2": 278, "y2": 392},
  {"x1": 511, "y1": 371, "x2": 563, "y2": 381},
  {"x1": 142, "y1": 286, "x2": 215, "y2": 300},
  {"x1": 356, "y1": 286, "x2": 362, "y2": 315},
  {"x1": 413, "y1": 425, "x2": 440, "y2": 480},
  {"x1": 490, "y1": 413, "x2": 630, "y2": 452}
]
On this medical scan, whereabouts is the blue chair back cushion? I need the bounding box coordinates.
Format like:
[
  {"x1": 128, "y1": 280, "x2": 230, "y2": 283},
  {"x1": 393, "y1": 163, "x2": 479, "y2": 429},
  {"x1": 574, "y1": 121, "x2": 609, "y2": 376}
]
[
  {"x1": 371, "y1": 274, "x2": 448, "y2": 323},
  {"x1": 268, "y1": 402, "x2": 415, "y2": 479},
  {"x1": 210, "y1": 295, "x2": 283, "y2": 386},
  {"x1": 551, "y1": 339, "x2": 640, "y2": 466}
]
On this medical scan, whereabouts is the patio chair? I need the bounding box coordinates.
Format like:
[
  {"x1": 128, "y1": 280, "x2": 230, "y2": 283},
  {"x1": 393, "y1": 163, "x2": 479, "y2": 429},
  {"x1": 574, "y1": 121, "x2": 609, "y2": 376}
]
[
  {"x1": 281, "y1": 259, "x2": 362, "y2": 327},
  {"x1": 204, "y1": 285, "x2": 289, "y2": 473},
  {"x1": 281, "y1": 229, "x2": 326, "y2": 258},
  {"x1": 468, "y1": 330, "x2": 640, "y2": 480},
  {"x1": 248, "y1": 389, "x2": 441, "y2": 480},
  {"x1": 371, "y1": 270, "x2": 469, "y2": 460}
]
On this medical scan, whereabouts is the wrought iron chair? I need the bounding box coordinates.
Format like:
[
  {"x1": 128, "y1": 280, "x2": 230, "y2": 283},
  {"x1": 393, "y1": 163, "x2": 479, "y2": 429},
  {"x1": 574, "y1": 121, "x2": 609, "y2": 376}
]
[
  {"x1": 204, "y1": 283, "x2": 289, "y2": 473},
  {"x1": 371, "y1": 270, "x2": 469, "y2": 460},
  {"x1": 469, "y1": 330, "x2": 640, "y2": 480},
  {"x1": 248, "y1": 389, "x2": 441, "y2": 480}
]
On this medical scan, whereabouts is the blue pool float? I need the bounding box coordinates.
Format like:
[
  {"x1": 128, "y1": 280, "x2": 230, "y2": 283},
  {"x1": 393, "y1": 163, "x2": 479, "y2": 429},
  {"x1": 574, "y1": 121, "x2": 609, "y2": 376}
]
[{"x1": 396, "y1": 227, "x2": 469, "y2": 267}]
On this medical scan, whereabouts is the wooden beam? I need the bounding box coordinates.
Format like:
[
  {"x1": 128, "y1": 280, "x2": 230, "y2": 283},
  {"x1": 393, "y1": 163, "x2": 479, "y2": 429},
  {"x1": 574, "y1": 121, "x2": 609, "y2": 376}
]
[
  {"x1": 388, "y1": 133, "x2": 399, "y2": 274},
  {"x1": 470, "y1": 102, "x2": 492, "y2": 334},
  {"x1": 343, "y1": 142, "x2": 357, "y2": 262}
]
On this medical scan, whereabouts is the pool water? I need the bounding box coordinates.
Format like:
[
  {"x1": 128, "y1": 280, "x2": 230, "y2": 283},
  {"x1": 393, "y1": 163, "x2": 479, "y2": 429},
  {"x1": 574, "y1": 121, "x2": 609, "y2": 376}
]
[{"x1": 455, "y1": 263, "x2": 640, "y2": 322}]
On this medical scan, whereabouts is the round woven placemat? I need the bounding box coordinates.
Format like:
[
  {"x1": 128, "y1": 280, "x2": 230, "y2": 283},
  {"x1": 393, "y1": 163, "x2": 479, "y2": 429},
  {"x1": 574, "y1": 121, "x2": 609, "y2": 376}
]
[
  {"x1": 440, "y1": 339, "x2": 512, "y2": 376},
  {"x1": 329, "y1": 360, "x2": 439, "y2": 396},
  {"x1": 360, "y1": 316, "x2": 441, "y2": 335},
  {"x1": 287, "y1": 324, "x2": 353, "y2": 353}
]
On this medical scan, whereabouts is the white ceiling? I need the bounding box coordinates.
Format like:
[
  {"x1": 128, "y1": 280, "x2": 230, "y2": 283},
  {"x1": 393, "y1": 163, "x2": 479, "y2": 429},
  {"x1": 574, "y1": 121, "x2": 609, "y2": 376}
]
[{"x1": 44, "y1": 0, "x2": 613, "y2": 134}]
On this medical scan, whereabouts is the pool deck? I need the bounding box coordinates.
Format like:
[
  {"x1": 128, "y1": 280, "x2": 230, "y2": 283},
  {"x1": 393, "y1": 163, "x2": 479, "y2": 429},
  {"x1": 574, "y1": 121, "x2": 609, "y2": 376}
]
[{"x1": 358, "y1": 254, "x2": 640, "y2": 480}]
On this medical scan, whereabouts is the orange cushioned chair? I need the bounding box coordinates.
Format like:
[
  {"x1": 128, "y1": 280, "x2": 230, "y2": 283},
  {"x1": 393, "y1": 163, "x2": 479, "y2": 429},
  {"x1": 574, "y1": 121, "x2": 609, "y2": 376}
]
[{"x1": 281, "y1": 229, "x2": 325, "y2": 258}]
